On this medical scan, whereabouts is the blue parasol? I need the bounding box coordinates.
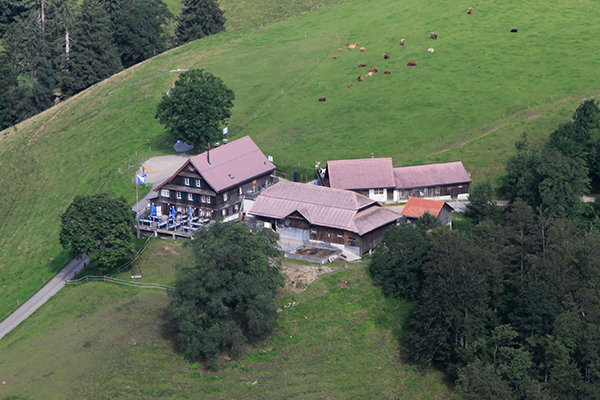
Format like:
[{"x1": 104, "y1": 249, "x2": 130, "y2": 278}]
[{"x1": 151, "y1": 203, "x2": 157, "y2": 217}]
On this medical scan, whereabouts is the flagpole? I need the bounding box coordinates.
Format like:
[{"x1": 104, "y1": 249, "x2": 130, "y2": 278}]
[{"x1": 136, "y1": 174, "x2": 139, "y2": 221}]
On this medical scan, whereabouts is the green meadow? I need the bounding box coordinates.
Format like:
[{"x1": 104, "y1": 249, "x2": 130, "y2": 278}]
[
  {"x1": 0, "y1": 240, "x2": 452, "y2": 399},
  {"x1": 1, "y1": 0, "x2": 599, "y2": 362}
]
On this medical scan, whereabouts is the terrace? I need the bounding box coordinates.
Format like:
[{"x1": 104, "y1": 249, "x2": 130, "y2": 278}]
[{"x1": 136, "y1": 213, "x2": 211, "y2": 239}]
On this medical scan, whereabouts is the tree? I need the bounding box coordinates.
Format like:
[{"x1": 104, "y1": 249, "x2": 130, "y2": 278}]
[
  {"x1": 467, "y1": 181, "x2": 497, "y2": 224},
  {"x1": 112, "y1": 0, "x2": 172, "y2": 68},
  {"x1": 60, "y1": 194, "x2": 135, "y2": 272},
  {"x1": 369, "y1": 222, "x2": 429, "y2": 300},
  {"x1": 458, "y1": 358, "x2": 515, "y2": 400},
  {"x1": 168, "y1": 222, "x2": 284, "y2": 367},
  {"x1": 60, "y1": 0, "x2": 122, "y2": 95},
  {"x1": 155, "y1": 68, "x2": 234, "y2": 149},
  {"x1": 175, "y1": 0, "x2": 225, "y2": 44}
]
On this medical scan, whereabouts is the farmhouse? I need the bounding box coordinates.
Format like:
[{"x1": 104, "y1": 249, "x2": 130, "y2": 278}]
[
  {"x1": 323, "y1": 158, "x2": 471, "y2": 203},
  {"x1": 249, "y1": 180, "x2": 401, "y2": 256},
  {"x1": 152, "y1": 136, "x2": 276, "y2": 222},
  {"x1": 401, "y1": 197, "x2": 454, "y2": 226}
]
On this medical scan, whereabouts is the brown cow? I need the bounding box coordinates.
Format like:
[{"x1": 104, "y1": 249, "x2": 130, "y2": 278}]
[
  {"x1": 347, "y1": 84, "x2": 353, "y2": 88},
  {"x1": 359, "y1": 47, "x2": 366, "y2": 52},
  {"x1": 357, "y1": 76, "x2": 364, "y2": 82},
  {"x1": 359, "y1": 64, "x2": 367, "y2": 67},
  {"x1": 318, "y1": 98, "x2": 326, "y2": 102},
  {"x1": 430, "y1": 32, "x2": 438, "y2": 39},
  {"x1": 407, "y1": 61, "x2": 417, "y2": 66},
  {"x1": 467, "y1": 7, "x2": 473, "y2": 14},
  {"x1": 400, "y1": 39, "x2": 406, "y2": 46},
  {"x1": 384, "y1": 71, "x2": 391, "y2": 74},
  {"x1": 384, "y1": 54, "x2": 390, "y2": 59},
  {"x1": 349, "y1": 43, "x2": 359, "y2": 49},
  {"x1": 337, "y1": 48, "x2": 343, "y2": 52},
  {"x1": 333, "y1": 56, "x2": 338, "y2": 59},
  {"x1": 345, "y1": 41, "x2": 350, "y2": 46},
  {"x1": 370, "y1": 67, "x2": 379, "y2": 73}
]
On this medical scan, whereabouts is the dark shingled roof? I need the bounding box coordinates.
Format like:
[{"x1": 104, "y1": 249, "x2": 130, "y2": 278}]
[
  {"x1": 394, "y1": 161, "x2": 471, "y2": 189},
  {"x1": 249, "y1": 181, "x2": 400, "y2": 235},
  {"x1": 155, "y1": 136, "x2": 275, "y2": 193},
  {"x1": 327, "y1": 158, "x2": 396, "y2": 190}
]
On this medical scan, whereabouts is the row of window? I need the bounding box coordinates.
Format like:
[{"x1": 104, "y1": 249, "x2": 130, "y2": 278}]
[
  {"x1": 182, "y1": 177, "x2": 204, "y2": 188},
  {"x1": 161, "y1": 189, "x2": 214, "y2": 204},
  {"x1": 221, "y1": 204, "x2": 240, "y2": 216}
]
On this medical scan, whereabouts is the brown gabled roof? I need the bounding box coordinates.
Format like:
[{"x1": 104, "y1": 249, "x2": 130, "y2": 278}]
[
  {"x1": 327, "y1": 158, "x2": 396, "y2": 190},
  {"x1": 249, "y1": 181, "x2": 400, "y2": 235},
  {"x1": 155, "y1": 136, "x2": 276, "y2": 193},
  {"x1": 394, "y1": 161, "x2": 471, "y2": 189},
  {"x1": 401, "y1": 197, "x2": 452, "y2": 219}
]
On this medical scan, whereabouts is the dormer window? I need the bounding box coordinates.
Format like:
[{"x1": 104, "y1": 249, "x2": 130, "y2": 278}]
[{"x1": 229, "y1": 174, "x2": 234, "y2": 179}]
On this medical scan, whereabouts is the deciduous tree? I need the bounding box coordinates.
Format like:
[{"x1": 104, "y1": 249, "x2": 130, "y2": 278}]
[
  {"x1": 59, "y1": 193, "x2": 135, "y2": 272},
  {"x1": 168, "y1": 222, "x2": 284, "y2": 367},
  {"x1": 175, "y1": 0, "x2": 225, "y2": 44},
  {"x1": 155, "y1": 68, "x2": 234, "y2": 150}
]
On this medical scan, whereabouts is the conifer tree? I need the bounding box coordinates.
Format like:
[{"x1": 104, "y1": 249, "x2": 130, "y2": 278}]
[
  {"x1": 175, "y1": 0, "x2": 225, "y2": 44},
  {"x1": 60, "y1": 0, "x2": 121, "y2": 95}
]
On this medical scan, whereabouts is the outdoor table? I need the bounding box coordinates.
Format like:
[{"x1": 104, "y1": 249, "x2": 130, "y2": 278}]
[
  {"x1": 191, "y1": 222, "x2": 202, "y2": 228},
  {"x1": 158, "y1": 221, "x2": 167, "y2": 229}
]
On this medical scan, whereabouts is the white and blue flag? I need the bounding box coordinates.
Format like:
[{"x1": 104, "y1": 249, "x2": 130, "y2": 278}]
[{"x1": 136, "y1": 173, "x2": 146, "y2": 185}]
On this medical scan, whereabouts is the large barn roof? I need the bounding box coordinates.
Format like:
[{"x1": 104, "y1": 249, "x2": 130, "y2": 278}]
[
  {"x1": 394, "y1": 161, "x2": 471, "y2": 189},
  {"x1": 249, "y1": 181, "x2": 400, "y2": 235},
  {"x1": 327, "y1": 158, "x2": 396, "y2": 190},
  {"x1": 155, "y1": 136, "x2": 275, "y2": 193},
  {"x1": 401, "y1": 197, "x2": 453, "y2": 219}
]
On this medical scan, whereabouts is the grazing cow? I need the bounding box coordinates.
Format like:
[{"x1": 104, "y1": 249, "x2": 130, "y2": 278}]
[
  {"x1": 369, "y1": 67, "x2": 379, "y2": 73},
  {"x1": 511, "y1": 28, "x2": 518, "y2": 33},
  {"x1": 318, "y1": 98, "x2": 326, "y2": 102},
  {"x1": 366, "y1": 72, "x2": 373, "y2": 77},
  {"x1": 347, "y1": 84, "x2": 352, "y2": 88},
  {"x1": 345, "y1": 41, "x2": 350, "y2": 46},
  {"x1": 357, "y1": 76, "x2": 364, "y2": 82},
  {"x1": 401, "y1": 38, "x2": 406, "y2": 46},
  {"x1": 430, "y1": 32, "x2": 438, "y2": 39},
  {"x1": 384, "y1": 70, "x2": 391, "y2": 74},
  {"x1": 333, "y1": 56, "x2": 338, "y2": 59},
  {"x1": 349, "y1": 43, "x2": 359, "y2": 49},
  {"x1": 360, "y1": 47, "x2": 365, "y2": 52},
  {"x1": 468, "y1": 7, "x2": 473, "y2": 14},
  {"x1": 337, "y1": 48, "x2": 343, "y2": 51},
  {"x1": 407, "y1": 61, "x2": 417, "y2": 66},
  {"x1": 427, "y1": 48, "x2": 434, "y2": 53},
  {"x1": 359, "y1": 64, "x2": 367, "y2": 67},
  {"x1": 384, "y1": 54, "x2": 390, "y2": 59}
]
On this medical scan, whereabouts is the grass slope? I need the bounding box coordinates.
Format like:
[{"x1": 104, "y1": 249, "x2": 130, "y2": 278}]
[
  {"x1": 0, "y1": 240, "x2": 452, "y2": 399},
  {"x1": 1, "y1": 0, "x2": 600, "y2": 322}
]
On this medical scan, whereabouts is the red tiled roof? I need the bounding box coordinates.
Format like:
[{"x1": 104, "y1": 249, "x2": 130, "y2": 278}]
[
  {"x1": 394, "y1": 161, "x2": 471, "y2": 189},
  {"x1": 249, "y1": 181, "x2": 400, "y2": 235},
  {"x1": 327, "y1": 158, "x2": 396, "y2": 190},
  {"x1": 155, "y1": 136, "x2": 275, "y2": 193},
  {"x1": 401, "y1": 197, "x2": 451, "y2": 218}
]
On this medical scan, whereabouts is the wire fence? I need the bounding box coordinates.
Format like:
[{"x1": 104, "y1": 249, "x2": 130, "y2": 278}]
[{"x1": 66, "y1": 235, "x2": 174, "y2": 292}]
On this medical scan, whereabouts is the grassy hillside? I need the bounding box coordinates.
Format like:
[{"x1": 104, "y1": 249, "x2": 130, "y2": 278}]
[
  {"x1": 1, "y1": 0, "x2": 600, "y2": 321},
  {"x1": 0, "y1": 240, "x2": 453, "y2": 399}
]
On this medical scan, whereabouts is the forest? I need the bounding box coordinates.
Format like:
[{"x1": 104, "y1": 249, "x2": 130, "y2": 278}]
[
  {"x1": 0, "y1": 0, "x2": 224, "y2": 129},
  {"x1": 370, "y1": 99, "x2": 600, "y2": 400}
]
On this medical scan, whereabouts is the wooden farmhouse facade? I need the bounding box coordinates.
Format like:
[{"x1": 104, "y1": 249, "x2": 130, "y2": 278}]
[
  {"x1": 152, "y1": 136, "x2": 275, "y2": 221},
  {"x1": 249, "y1": 181, "x2": 401, "y2": 256},
  {"x1": 323, "y1": 158, "x2": 471, "y2": 203},
  {"x1": 400, "y1": 197, "x2": 454, "y2": 226}
]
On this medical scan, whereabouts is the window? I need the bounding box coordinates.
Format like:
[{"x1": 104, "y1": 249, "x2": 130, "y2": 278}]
[
  {"x1": 196, "y1": 179, "x2": 202, "y2": 187},
  {"x1": 348, "y1": 237, "x2": 357, "y2": 246},
  {"x1": 199, "y1": 209, "x2": 204, "y2": 216},
  {"x1": 234, "y1": 203, "x2": 239, "y2": 212},
  {"x1": 252, "y1": 180, "x2": 257, "y2": 192},
  {"x1": 337, "y1": 234, "x2": 343, "y2": 238},
  {"x1": 201, "y1": 195, "x2": 206, "y2": 203},
  {"x1": 238, "y1": 187, "x2": 242, "y2": 197},
  {"x1": 223, "y1": 193, "x2": 228, "y2": 202},
  {"x1": 188, "y1": 193, "x2": 194, "y2": 201},
  {"x1": 374, "y1": 188, "x2": 384, "y2": 195},
  {"x1": 184, "y1": 177, "x2": 190, "y2": 186},
  {"x1": 435, "y1": 187, "x2": 440, "y2": 195},
  {"x1": 208, "y1": 196, "x2": 212, "y2": 204},
  {"x1": 161, "y1": 189, "x2": 170, "y2": 197},
  {"x1": 176, "y1": 191, "x2": 182, "y2": 199},
  {"x1": 222, "y1": 209, "x2": 227, "y2": 217},
  {"x1": 206, "y1": 210, "x2": 211, "y2": 217}
]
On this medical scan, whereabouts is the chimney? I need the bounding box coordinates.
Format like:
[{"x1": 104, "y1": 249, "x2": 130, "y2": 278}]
[{"x1": 207, "y1": 143, "x2": 211, "y2": 165}]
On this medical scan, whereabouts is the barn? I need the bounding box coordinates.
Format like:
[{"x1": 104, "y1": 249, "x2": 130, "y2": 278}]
[{"x1": 249, "y1": 181, "x2": 401, "y2": 256}]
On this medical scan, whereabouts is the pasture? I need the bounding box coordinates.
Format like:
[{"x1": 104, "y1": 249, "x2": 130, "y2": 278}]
[
  {"x1": 0, "y1": 240, "x2": 452, "y2": 399},
  {"x1": 1, "y1": 0, "x2": 599, "y2": 339}
]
